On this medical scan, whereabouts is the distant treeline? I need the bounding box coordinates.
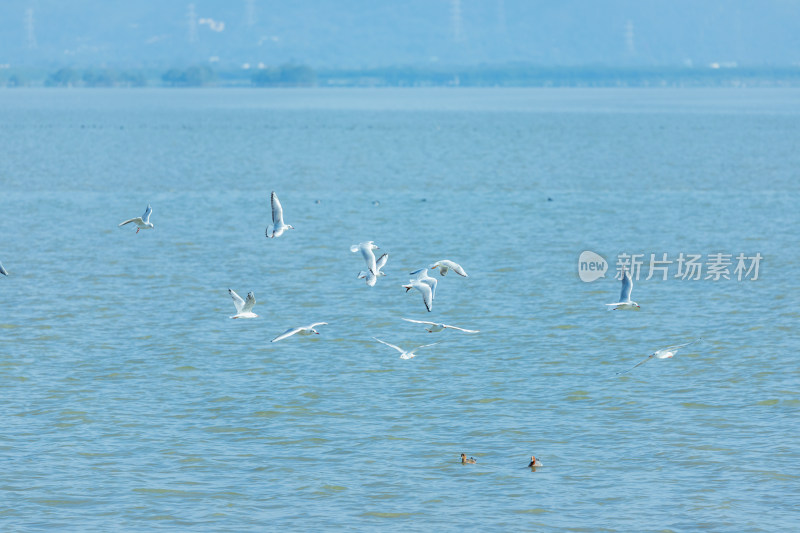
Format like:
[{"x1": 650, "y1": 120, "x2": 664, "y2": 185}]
[{"x1": 2, "y1": 64, "x2": 800, "y2": 88}]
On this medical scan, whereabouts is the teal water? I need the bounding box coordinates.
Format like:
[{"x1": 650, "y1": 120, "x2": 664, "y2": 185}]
[{"x1": 0, "y1": 88, "x2": 798, "y2": 531}]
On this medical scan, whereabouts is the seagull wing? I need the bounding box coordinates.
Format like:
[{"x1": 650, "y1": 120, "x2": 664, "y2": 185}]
[
  {"x1": 308, "y1": 322, "x2": 328, "y2": 329},
  {"x1": 421, "y1": 276, "x2": 437, "y2": 300},
  {"x1": 0, "y1": 261, "x2": 7, "y2": 276},
  {"x1": 442, "y1": 324, "x2": 480, "y2": 333},
  {"x1": 361, "y1": 246, "x2": 377, "y2": 274},
  {"x1": 242, "y1": 292, "x2": 256, "y2": 313},
  {"x1": 619, "y1": 270, "x2": 633, "y2": 302},
  {"x1": 663, "y1": 339, "x2": 700, "y2": 351},
  {"x1": 409, "y1": 268, "x2": 427, "y2": 278},
  {"x1": 416, "y1": 281, "x2": 433, "y2": 311},
  {"x1": 410, "y1": 342, "x2": 440, "y2": 354},
  {"x1": 402, "y1": 318, "x2": 438, "y2": 326},
  {"x1": 228, "y1": 289, "x2": 245, "y2": 313},
  {"x1": 141, "y1": 204, "x2": 152, "y2": 224},
  {"x1": 373, "y1": 337, "x2": 405, "y2": 355},
  {"x1": 272, "y1": 327, "x2": 302, "y2": 342},
  {"x1": 271, "y1": 191, "x2": 284, "y2": 225},
  {"x1": 616, "y1": 354, "x2": 654, "y2": 375},
  {"x1": 375, "y1": 253, "x2": 389, "y2": 271},
  {"x1": 447, "y1": 261, "x2": 468, "y2": 277},
  {"x1": 118, "y1": 217, "x2": 143, "y2": 227}
]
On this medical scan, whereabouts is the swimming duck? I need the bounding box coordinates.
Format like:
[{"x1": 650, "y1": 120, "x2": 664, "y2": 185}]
[
  {"x1": 527, "y1": 456, "x2": 543, "y2": 467},
  {"x1": 460, "y1": 453, "x2": 477, "y2": 464}
]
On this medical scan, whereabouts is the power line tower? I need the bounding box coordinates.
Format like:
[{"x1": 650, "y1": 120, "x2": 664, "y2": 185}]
[
  {"x1": 187, "y1": 3, "x2": 198, "y2": 43},
  {"x1": 624, "y1": 19, "x2": 635, "y2": 56},
  {"x1": 245, "y1": 0, "x2": 257, "y2": 27},
  {"x1": 497, "y1": 0, "x2": 507, "y2": 35},
  {"x1": 450, "y1": 0, "x2": 464, "y2": 43},
  {"x1": 24, "y1": 8, "x2": 37, "y2": 49}
]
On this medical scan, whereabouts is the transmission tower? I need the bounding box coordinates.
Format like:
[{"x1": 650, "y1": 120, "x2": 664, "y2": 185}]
[
  {"x1": 450, "y1": 0, "x2": 464, "y2": 43},
  {"x1": 497, "y1": 0, "x2": 506, "y2": 35},
  {"x1": 25, "y1": 8, "x2": 37, "y2": 49},
  {"x1": 245, "y1": 0, "x2": 257, "y2": 27},
  {"x1": 187, "y1": 3, "x2": 198, "y2": 43},
  {"x1": 624, "y1": 19, "x2": 635, "y2": 56}
]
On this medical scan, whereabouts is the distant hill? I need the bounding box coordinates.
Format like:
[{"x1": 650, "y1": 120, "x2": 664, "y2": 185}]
[{"x1": 2, "y1": 0, "x2": 799, "y2": 69}]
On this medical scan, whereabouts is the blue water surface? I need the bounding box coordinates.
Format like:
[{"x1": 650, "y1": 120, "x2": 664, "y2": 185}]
[{"x1": 0, "y1": 88, "x2": 798, "y2": 531}]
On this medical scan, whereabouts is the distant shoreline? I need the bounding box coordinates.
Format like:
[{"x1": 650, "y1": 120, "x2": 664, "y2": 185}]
[{"x1": 2, "y1": 65, "x2": 799, "y2": 89}]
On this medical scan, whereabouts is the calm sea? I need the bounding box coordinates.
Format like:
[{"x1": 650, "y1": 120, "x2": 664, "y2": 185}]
[{"x1": 0, "y1": 88, "x2": 798, "y2": 531}]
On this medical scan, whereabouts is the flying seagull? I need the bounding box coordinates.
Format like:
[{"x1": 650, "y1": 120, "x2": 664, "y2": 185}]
[
  {"x1": 401, "y1": 318, "x2": 478, "y2": 333},
  {"x1": 616, "y1": 340, "x2": 701, "y2": 375},
  {"x1": 118, "y1": 204, "x2": 154, "y2": 233},
  {"x1": 403, "y1": 280, "x2": 434, "y2": 312},
  {"x1": 228, "y1": 289, "x2": 258, "y2": 319},
  {"x1": 271, "y1": 322, "x2": 328, "y2": 342},
  {"x1": 351, "y1": 241, "x2": 379, "y2": 276},
  {"x1": 373, "y1": 337, "x2": 439, "y2": 360},
  {"x1": 358, "y1": 252, "x2": 388, "y2": 287},
  {"x1": 429, "y1": 260, "x2": 468, "y2": 277},
  {"x1": 606, "y1": 268, "x2": 640, "y2": 310},
  {"x1": 266, "y1": 191, "x2": 294, "y2": 238},
  {"x1": 403, "y1": 268, "x2": 438, "y2": 312},
  {"x1": 409, "y1": 268, "x2": 438, "y2": 299}
]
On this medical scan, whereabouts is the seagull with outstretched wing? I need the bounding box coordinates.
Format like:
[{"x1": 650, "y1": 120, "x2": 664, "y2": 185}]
[
  {"x1": 373, "y1": 337, "x2": 439, "y2": 360},
  {"x1": 228, "y1": 289, "x2": 258, "y2": 319},
  {"x1": 358, "y1": 252, "x2": 388, "y2": 287},
  {"x1": 429, "y1": 259, "x2": 468, "y2": 277},
  {"x1": 118, "y1": 204, "x2": 154, "y2": 234},
  {"x1": 616, "y1": 339, "x2": 701, "y2": 375},
  {"x1": 401, "y1": 318, "x2": 478, "y2": 333},
  {"x1": 266, "y1": 191, "x2": 294, "y2": 238},
  {"x1": 271, "y1": 322, "x2": 327, "y2": 342},
  {"x1": 606, "y1": 268, "x2": 640, "y2": 310}
]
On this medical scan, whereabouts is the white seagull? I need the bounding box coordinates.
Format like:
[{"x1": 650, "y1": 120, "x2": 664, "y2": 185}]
[
  {"x1": 616, "y1": 340, "x2": 701, "y2": 375},
  {"x1": 266, "y1": 191, "x2": 294, "y2": 238},
  {"x1": 429, "y1": 260, "x2": 468, "y2": 277},
  {"x1": 351, "y1": 241, "x2": 380, "y2": 276},
  {"x1": 409, "y1": 268, "x2": 437, "y2": 299},
  {"x1": 271, "y1": 322, "x2": 328, "y2": 342},
  {"x1": 0, "y1": 261, "x2": 7, "y2": 276},
  {"x1": 401, "y1": 318, "x2": 478, "y2": 333},
  {"x1": 373, "y1": 337, "x2": 440, "y2": 360},
  {"x1": 358, "y1": 252, "x2": 388, "y2": 287},
  {"x1": 228, "y1": 289, "x2": 258, "y2": 319},
  {"x1": 606, "y1": 268, "x2": 640, "y2": 310},
  {"x1": 118, "y1": 204, "x2": 154, "y2": 234},
  {"x1": 403, "y1": 271, "x2": 437, "y2": 312}
]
